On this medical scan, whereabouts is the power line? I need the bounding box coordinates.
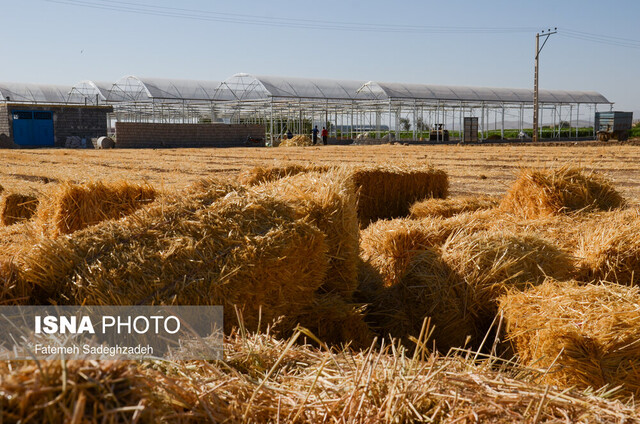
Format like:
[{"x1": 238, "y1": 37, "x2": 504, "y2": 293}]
[
  {"x1": 40, "y1": 0, "x2": 538, "y2": 34},
  {"x1": 562, "y1": 28, "x2": 640, "y2": 49}
]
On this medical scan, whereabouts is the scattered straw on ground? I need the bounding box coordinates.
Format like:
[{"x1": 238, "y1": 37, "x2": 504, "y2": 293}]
[
  {"x1": 500, "y1": 166, "x2": 624, "y2": 219},
  {"x1": 500, "y1": 279, "x2": 640, "y2": 398}
]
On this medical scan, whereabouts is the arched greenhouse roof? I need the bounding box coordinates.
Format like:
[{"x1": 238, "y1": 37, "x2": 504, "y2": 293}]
[
  {"x1": 111, "y1": 76, "x2": 226, "y2": 102},
  {"x1": 358, "y1": 81, "x2": 610, "y2": 104},
  {"x1": 217, "y1": 73, "x2": 374, "y2": 101},
  {"x1": 70, "y1": 80, "x2": 120, "y2": 102},
  {"x1": 0, "y1": 82, "x2": 86, "y2": 104}
]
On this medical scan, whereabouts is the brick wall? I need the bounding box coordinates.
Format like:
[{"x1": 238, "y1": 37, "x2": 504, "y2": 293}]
[
  {"x1": 115, "y1": 122, "x2": 266, "y2": 148},
  {"x1": 0, "y1": 104, "x2": 11, "y2": 147}
]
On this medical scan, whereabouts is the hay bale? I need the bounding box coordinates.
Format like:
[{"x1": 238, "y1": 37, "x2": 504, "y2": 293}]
[
  {"x1": 500, "y1": 167, "x2": 624, "y2": 219},
  {"x1": 36, "y1": 181, "x2": 157, "y2": 237},
  {"x1": 359, "y1": 217, "x2": 450, "y2": 287},
  {"x1": 575, "y1": 210, "x2": 640, "y2": 284},
  {"x1": 279, "y1": 135, "x2": 312, "y2": 147},
  {"x1": 500, "y1": 280, "x2": 640, "y2": 397},
  {"x1": 441, "y1": 229, "x2": 574, "y2": 325},
  {"x1": 363, "y1": 249, "x2": 475, "y2": 353},
  {"x1": 254, "y1": 170, "x2": 359, "y2": 298},
  {"x1": 20, "y1": 190, "x2": 329, "y2": 333},
  {"x1": 410, "y1": 195, "x2": 499, "y2": 219},
  {"x1": 294, "y1": 293, "x2": 374, "y2": 349},
  {"x1": 349, "y1": 165, "x2": 448, "y2": 227},
  {"x1": 237, "y1": 164, "x2": 331, "y2": 186},
  {"x1": 0, "y1": 193, "x2": 38, "y2": 225}
]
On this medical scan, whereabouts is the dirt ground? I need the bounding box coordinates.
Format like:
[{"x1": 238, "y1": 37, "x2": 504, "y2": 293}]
[{"x1": 1, "y1": 142, "x2": 639, "y2": 203}]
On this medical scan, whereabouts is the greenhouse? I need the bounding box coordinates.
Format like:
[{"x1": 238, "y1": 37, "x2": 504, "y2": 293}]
[{"x1": 1, "y1": 74, "x2": 614, "y2": 144}]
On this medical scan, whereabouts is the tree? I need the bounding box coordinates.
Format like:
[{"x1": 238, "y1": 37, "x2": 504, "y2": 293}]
[
  {"x1": 399, "y1": 117, "x2": 411, "y2": 132},
  {"x1": 559, "y1": 120, "x2": 571, "y2": 129},
  {"x1": 416, "y1": 117, "x2": 429, "y2": 131}
]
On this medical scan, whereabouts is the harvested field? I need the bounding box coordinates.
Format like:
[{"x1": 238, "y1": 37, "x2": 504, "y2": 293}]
[
  {"x1": 410, "y1": 194, "x2": 500, "y2": 218},
  {"x1": 3, "y1": 143, "x2": 640, "y2": 420}
]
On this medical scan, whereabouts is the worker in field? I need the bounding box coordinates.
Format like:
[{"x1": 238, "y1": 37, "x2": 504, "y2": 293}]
[
  {"x1": 286, "y1": 128, "x2": 293, "y2": 139},
  {"x1": 321, "y1": 126, "x2": 328, "y2": 145},
  {"x1": 312, "y1": 125, "x2": 319, "y2": 145}
]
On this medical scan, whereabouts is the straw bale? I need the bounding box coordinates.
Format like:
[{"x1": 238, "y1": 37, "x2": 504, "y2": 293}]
[
  {"x1": 36, "y1": 180, "x2": 156, "y2": 237},
  {"x1": 441, "y1": 229, "x2": 574, "y2": 325},
  {"x1": 500, "y1": 166, "x2": 624, "y2": 219},
  {"x1": 500, "y1": 279, "x2": 640, "y2": 397},
  {"x1": 279, "y1": 134, "x2": 313, "y2": 147},
  {"x1": 0, "y1": 193, "x2": 38, "y2": 225},
  {"x1": 575, "y1": 209, "x2": 640, "y2": 284},
  {"x1": 349, "y1": 165, "x2": 448, "y2": 227},
  {"x1": 237, "y1": 164, "x2": 330, "y2": 186},
  {"x1": 254, "y1": 170, "x2": 359, "y2": 298},
  {"x1": 20, "y1": 190, "x2": 329, "y2": 333},
  {"x1": 410, "y1": 194, "x2": 499, "y2": 219},
  {"x1": 359, "y1": 217, "x2": 450, "y2": 287},
  {"x1": 294, "y1": 293, "x2": 375, "y2": 349},
  {"x1": 363, "y1": 249, "x2": 475, "y2": 352},
  {"x1": 0, "y1": 360, "x2": 154, "y2": 423}
]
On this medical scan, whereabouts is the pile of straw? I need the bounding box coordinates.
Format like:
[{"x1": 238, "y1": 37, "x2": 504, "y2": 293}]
[
  {"x1": 349, "y1": 165, "x2": 448, "y2": 227},
  {"x1": 500, "y1": 167, "x2": 624, "y2": 219},
  {"x1": 365, "y1": 249, "x2": 475, "y2": 352},
  {"x1": 279, "y1": 135, "x2": 313, "y2": 147},
  {"x1": 21, "y1": 190, "x2": 329, "y2": 333},
  {"x1": 441, "y1": 229, "x2": 574, "y2": 325},
  {"x1": 3, "y1": 331, "x2": 637, "y2": 422},
  {"x1": 36, "y1": 181, "x2": 156, "y2": 237},
  {"x1": 0, "y1": 193, "x2": 38, "y2": 226},
  {"x1": 237, "y1": 164, "x2": 330, "y2": 186},
  {"x1": 410, "y1": 195, "x2": 499, "y2": 219},
  {"x1": 575, "y1": 209, "x2": 640, "y2": 284},
  {"x1": 359, "y1": 217, "x2": 449, "y2": 287},
  {"x1": 500, "y1": 279, "x2": 640, "y2": 398},
  {"x1": 254, "y1": 170, "x2": 359, "y2": 298}
]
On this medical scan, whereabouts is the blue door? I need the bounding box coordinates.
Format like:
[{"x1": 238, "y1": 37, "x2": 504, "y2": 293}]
[{"x1": 12, "y1": 110, "x2": 54, "y2": 147}]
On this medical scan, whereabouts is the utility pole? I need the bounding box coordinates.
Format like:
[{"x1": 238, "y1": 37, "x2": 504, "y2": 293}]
[{"x1": 533, "y1": 27, "x2": 557, "y2": 143}]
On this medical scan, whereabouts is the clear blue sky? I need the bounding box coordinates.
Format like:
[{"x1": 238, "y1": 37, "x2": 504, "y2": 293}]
[{"x1": 4, "y1": 0, "x2": 640, "y2": 111}]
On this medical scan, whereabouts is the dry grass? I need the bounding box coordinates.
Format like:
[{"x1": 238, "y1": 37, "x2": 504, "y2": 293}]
[
  {"x1": 237, "y1": 164, "x2": 331, "y2": 186},
  {"x1": 410, "y1": 194, "x2": 500, "y2": 219},
  {"x1": 0, "y1": 193, "x2": 39, "y2": 226},
  {"x1": 20, "y1": 188, "x2": 329, "y2": 333},
  {"x1": 349, "y1": 164, "x2": 448, "y2": 227},
  {"x1": 36, "y1": 180, "x2": 157, "y2": 237},
  {"x1": 254, "y1": 170, "x2": 359, "y2": 299},
  {"x1": 2, "y1": 331, "x2": 639, "y2": 423},
  {"x1": 500, "y1": 279, "x2": 640, "y2": 398},
  {"x1": 500, "y1": 166, "x2": 624, "y2": 219},
  {"x1": 279, "y1": 135, "x2": 312, "y2": 147}
]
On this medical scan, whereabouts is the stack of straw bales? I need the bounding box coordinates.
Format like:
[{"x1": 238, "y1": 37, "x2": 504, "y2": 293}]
[
  {"x1": 441, "y1": 229, "x2": 574, "y2": 325},
  {"x1": 0, "y1": 193, "x2": 38, "y2": 226},
  {"x1": 575, "y1": 210, "x2": 640, "y2": 284},
  {"x1": 254, "y1": 170, "x2": 359, "y2": 298},
  {"x1": 20, "y1": 189, "x2": 329, "y2": 333},
  {"x1": 279, "y1": 135, "x2": 313, "y2": 147},
  {"x1": 410, "y1": 195, "x2": 499, "y2": 219},
  {"x1": 500, "y1": 167, "x2": 624, "y2": 219},
  {"x1": 237, "y1": 164, "x2": 330, "y2": 186},
  {"x1": 359, "y1": 217, "x2": 449, "y2": 287},
  {"x1": 36, "y1": 181, "x2": 156, "y2": 237},
  {"x1": 349, "y1": 165, "x2": 448, "y2": 227},
  {"x1": 500, "y1": 279, "x2": 640, "y2": 397}
]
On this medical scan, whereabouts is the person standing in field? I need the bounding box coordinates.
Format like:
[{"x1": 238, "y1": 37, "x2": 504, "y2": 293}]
[
  {"x1": 312, "y1": 125, "x2": 319, "y2": 145},
  {"x1": 321, "y1": 126, "x2": 328, "y2": 145}
]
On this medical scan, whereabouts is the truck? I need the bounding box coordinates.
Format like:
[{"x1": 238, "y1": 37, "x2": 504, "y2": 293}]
[{"x1": 595, "y1": 111, "x2": 633, "y2": 141}]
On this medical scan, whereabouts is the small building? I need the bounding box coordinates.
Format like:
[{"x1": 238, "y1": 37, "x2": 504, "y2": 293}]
[{"x1": 0, "y1": 82, "x2": 112, "y2": 148}]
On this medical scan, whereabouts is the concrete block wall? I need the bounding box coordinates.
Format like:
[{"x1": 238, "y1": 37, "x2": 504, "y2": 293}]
[
  {"x1": 115, "y1": 122, "x2": 266, "y2": 148},
  {"x1": 52, "y1": 106, "x2": 111, "y2": 147},
  {"x1": 0, "y1": 104, "x2": 11, "y2": 147}
]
